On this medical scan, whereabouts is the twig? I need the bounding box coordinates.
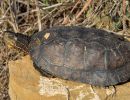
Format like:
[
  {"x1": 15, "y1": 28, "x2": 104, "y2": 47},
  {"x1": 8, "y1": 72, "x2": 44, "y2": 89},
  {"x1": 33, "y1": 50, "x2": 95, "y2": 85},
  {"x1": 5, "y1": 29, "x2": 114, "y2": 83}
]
[
  {"x1": 122, "y1": 0, "x2": 126, "y2": 34},
  {"x1": 7, "y1": 19, "x2": 18, "y2": 32},
  {"x1": 125, "y1": 16, "x2": 130, "y2": 22},
  {"x1": 42, "y1": 3, "x2": 62, "y2": 10},
  {"x1": 35, "y1": 0, "x2": 42, "y2": 31},
  {"x1": 16, "y1": 0, "x2": 30, "y2": 5},
  {"x1": 62, "y1": 0, "x2": 81, "y2": 24},
  {"x1": 76, "y1": 0, "x2": 92, "y2": 19},
  {"x1": 70, "y1": 0, "x2": 81, "y2": 13},
  {"x1": 26, "y1": 1, "x2": 30, "y2": 22},
  {"x1": 8, "y1": 0, "x2": 19, "y2": 32},
  {"x1": 24, "y1": 8, "x2": 57, "y2": 33},
  {"x1": 70, "y1": 0, "x2": 93, "y2": 24},
  {"x1": 0, "y1": 4, "x2": 10, "y2": 25},
  {"x1": 94, "y1": 0, "x2": 103, "y2": 13}
]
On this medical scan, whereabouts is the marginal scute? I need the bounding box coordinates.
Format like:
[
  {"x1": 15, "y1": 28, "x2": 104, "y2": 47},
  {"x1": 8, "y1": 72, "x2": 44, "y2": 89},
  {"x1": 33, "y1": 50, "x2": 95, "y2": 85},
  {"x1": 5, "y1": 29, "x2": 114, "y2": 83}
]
[{"x1": 29, "y1": 26, "x2": 130, "y2": 86}]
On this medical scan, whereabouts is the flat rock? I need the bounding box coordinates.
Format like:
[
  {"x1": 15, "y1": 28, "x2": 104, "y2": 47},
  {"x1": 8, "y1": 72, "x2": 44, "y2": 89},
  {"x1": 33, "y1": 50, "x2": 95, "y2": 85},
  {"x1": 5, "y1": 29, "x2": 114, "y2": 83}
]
[{"x1": 9, "y1": 55, "x2": 130, "y2": 100}]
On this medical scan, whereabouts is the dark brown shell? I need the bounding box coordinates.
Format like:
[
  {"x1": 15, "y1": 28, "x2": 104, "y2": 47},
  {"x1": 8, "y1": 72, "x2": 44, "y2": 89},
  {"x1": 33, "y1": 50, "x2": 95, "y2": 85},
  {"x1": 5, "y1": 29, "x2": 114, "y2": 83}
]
[{"x1": 29, "y1": 26, "x2": 130, "y2": 86}]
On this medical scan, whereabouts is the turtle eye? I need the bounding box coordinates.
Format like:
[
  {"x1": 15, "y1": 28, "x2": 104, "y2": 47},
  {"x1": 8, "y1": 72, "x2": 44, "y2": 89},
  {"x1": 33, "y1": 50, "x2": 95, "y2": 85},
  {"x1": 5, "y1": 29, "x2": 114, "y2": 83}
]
[
  {"x1": 14, "y1": 37, "x2": 17, "y2": 41},
  {"x1": 118, "y1": 37, "x2": 124, "y2": 41}
]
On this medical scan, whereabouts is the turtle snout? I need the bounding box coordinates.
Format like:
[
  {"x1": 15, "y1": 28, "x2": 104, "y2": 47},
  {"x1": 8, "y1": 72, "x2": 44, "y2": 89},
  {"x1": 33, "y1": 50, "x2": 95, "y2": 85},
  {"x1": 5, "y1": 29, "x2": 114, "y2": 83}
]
[{"x1": 4, "y1": 31, "x2": 17, "y2": 48}]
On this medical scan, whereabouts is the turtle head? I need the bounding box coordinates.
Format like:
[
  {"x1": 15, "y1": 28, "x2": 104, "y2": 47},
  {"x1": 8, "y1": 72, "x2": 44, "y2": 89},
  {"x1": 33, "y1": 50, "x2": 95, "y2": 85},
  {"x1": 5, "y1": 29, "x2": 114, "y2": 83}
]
[
  {"x1": 4, "y1": 31, "x2": 31, "y2": 52},
  {"x1": 4, "y1": 31, "x2": 18, "y2": 48}
]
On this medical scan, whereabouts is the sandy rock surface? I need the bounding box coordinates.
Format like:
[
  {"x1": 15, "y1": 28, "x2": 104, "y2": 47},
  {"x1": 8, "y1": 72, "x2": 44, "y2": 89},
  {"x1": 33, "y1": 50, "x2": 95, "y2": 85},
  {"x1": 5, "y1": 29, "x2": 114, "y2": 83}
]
[{"x1": 9, "y1": 55, "x2": 130, "y2": 100}]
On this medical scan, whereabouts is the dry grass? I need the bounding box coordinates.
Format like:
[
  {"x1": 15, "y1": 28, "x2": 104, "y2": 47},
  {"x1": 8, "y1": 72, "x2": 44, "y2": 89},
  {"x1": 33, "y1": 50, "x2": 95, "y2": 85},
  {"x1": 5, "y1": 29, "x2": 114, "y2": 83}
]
[
  {"x1": 0, "y1": 0, "x2": 130, "y2": 32},
  {"x1": 0, "y1": 0, "x2": 130, "y2": 99}
]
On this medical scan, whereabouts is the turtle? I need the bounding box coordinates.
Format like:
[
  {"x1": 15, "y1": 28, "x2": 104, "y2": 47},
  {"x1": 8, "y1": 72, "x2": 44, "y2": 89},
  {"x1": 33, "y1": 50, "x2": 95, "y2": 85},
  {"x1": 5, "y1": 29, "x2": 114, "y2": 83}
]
[{"x1": 4, "y1": 26, "x2": 130, "y2": 86}]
